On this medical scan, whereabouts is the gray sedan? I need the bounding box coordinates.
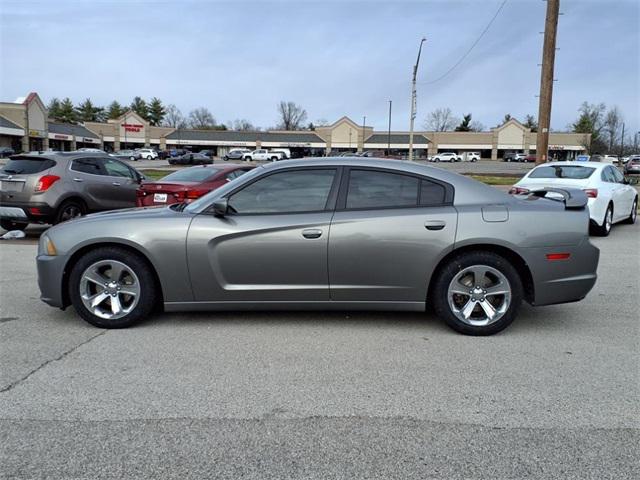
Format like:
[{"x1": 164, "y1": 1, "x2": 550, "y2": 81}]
[{"x1": 37, "y1": 158, "x2": 600, "y2": 335}]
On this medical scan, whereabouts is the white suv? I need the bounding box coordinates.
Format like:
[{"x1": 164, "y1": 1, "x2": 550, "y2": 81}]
[
  {"x1": 431, "y1": 152, "x2": 460, "y2": 162},
  {"x1": 137, "y1": 148, "x2": 158, "y2": 160}
]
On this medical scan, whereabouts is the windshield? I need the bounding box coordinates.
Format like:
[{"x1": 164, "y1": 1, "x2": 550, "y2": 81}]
[
  {"x1": 160, "y1": 167, "x2": 220, "y2": 182},
  {"x1": 1, "y1": 157, "x2": 56, "y2": 174},
  {"x1": 528, "y1": 165, "x2": 595, "y2": 179},
  {"x1": 185, "y1": 165, "x2": 265, "y2": 213}
]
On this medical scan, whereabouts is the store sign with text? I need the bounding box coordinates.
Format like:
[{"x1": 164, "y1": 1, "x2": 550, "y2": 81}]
[{"x1": 123, "y1": 123, "x2": 144, "y2": 133}]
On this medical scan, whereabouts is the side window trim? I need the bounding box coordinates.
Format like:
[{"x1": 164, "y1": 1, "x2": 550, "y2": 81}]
[
  {"x1": 219, "y1": 166, "x2": 342, "y2": 216},
  {"x1": 336, "y1": 167, "x2": 454, "y2": 211}
]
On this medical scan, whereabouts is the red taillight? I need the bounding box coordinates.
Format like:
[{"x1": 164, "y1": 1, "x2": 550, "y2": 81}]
[
  {"x1": 583, "y1": 188, "x2": 598, "y2": 198},
  {"x1": 546, "y1": 253, "x2": 571, "y2": 261},
  {"x1": 185, "y1": 189, "x2": 208, "y2": 199},
  {"x1": 34, "y1": 175, "x2": 60, "y2": 192},
  {"x1": 509, "y1": 186, "x2": 530, "y2": 195},
  {"x1": 29, "y1": 207, "x2": 44, "y2": 215}
]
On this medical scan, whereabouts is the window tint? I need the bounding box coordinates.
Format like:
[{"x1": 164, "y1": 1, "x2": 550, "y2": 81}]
[
  {"x1": 601, "y1": 167, "x2": 615, "y2": 182},
  {"x1": 102, "y1": 158, "x2": 134, "y2": 178},
  {"x1": 529, "y1": 165, "x2": 595, "y2": 179},
  {"x1": 420, "y1": 179, "x2": 446, "y2": 205},
  {"x1": 71, "y1": 158, "x2": 103, "y2": 175},
  {"x1": 2, "y1": 157, "x2": 56, "y2": 174},
  {"x1": 228, "y1": 169, "x2": 335, "y2": 214},
  {"x1": 346, "y1": 170, "x2": 418, "y2": 209},
  {"x1": 161, "y1": 168, "x2": 218, "y2": 182}
]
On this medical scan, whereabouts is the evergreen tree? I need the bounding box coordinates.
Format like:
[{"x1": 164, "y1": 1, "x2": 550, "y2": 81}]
[
  {"x1": 455, "y1": 114, "x2": 473, "y2": 132},
  {"x1": 524, "y1": 114, "x2": 538, "y2": 132},
  {"x1": 147, "y1": 97, "x2": 166, "y2": 126},
  {"x1": 130, "y1": 97, "x2": 149, "y2": 120},
  {"x1": 106, "y1": 101, "x2": 125, "y2": 119},
  {"x1": 57, "y1": 98, "x2": 77, "y2": 123},
  {"x1": 75, "y1": 98, "x2": 104, "y2": 122},
  {"x1": 47, "y1": 98, "x2": 62, "y2": 121}
]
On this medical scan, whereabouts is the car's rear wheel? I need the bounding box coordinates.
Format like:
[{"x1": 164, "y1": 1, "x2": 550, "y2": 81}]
[
  {"x1": 432, "y1": 251, "x2": 523, "y2": 335},
  {"x1": 69, "y1": 247, "x2": 157, "y2": 328},
  {"x1": 622, "y1": 197, "x2": 637, "y2": 224},
  {"x1": 54, "y1": 199, "x2": 85, "y2": 224},
  {"x1": 591, "y1": 203, "x2": 613, "y2": 236},
  {"x1": 0, "y1": 219, "x2": 28, "y2": 231}
]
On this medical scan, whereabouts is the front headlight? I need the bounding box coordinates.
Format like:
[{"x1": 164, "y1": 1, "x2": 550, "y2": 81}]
[{"x1": 39, "y1": 234, "x2": 57, "y2": 256}]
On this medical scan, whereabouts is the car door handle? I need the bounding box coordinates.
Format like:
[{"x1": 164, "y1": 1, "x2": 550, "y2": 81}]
[
  {"x1": 73, "y1": 178, "x2": 83, "y2": 182},
  {"x1": 302, "y1": 228, "x2": 323, "y2": 239},
  {"x1": 425, "y1": 220, "x2": 446, "y2": 231},
  {"x1": 112, "y1": 182, "x2": 121, "y2": 186}
]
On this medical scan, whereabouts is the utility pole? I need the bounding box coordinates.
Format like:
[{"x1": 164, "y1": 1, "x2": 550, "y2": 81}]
[
  {"x1": 620, "y1": 122, "x2": 625, "y2": 159},
  {"x1": 362, "y1": 116, "x2": 366, "y2": 153},
  {"x1": 535, "y1": 0, "x2": 560, "y2": 165},
  {"x1": 408, "y1": 37, "x2": 426, "y2": 162},
  {"x1": 387, "y1": 100, "x2": 392, "y2": 155}
]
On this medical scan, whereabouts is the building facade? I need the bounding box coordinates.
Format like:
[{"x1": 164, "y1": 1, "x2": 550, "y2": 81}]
[{"x1": 1, "y1": 92, "x2": 590, "y2": 159}]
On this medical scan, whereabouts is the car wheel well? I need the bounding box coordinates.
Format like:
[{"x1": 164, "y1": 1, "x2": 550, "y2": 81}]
[
  {"x1": 428, "y1": 244, "x2": 535, "y2": 305},
  {"x1": 61, "y1": 242, "x2": 164, "y2": 310}
]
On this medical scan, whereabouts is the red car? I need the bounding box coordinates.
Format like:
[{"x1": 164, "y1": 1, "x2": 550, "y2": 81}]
[
  {"x1": 136, "y1": 164, "x2": 254, "y2": 207},
  {"x1": 524, "y1": 154, "x2": 537, "y2": 163}
]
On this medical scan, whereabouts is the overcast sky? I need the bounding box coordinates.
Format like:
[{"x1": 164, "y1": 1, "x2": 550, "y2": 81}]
[{"x1": 1, "y1": 0, "x2": 638, "y2": 133}]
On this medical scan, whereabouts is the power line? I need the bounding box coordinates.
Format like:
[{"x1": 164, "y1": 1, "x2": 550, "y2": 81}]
[{"x1": 419, "y1": 0, "x2": 509, "y2": 85}]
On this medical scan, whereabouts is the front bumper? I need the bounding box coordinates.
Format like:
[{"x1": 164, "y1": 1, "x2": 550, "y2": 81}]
[{"x1": 36, "y1": 254, "x2": 69, "y2": 308}]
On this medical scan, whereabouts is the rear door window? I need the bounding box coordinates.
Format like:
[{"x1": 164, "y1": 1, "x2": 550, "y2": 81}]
[
  {"x1": 71, "y1": 157, "x2": 104, "y2": 175},
  {"x1": 346, "y1": 170, "x2": 419, "y2": 209},
  {"x1": 2, "y1": 157, "x2": 56, "y2": 175}
]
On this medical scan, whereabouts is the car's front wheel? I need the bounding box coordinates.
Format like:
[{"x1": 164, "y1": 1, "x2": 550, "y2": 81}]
[
  {"x1": 69, "y1": 247, "x2": 158, "y2": 328},
  {"x1": 432, "y1": 251, "x2": 523, "y2": 335}
]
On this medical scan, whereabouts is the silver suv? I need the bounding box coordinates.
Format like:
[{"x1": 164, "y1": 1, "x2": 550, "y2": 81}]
[{"x1": 0, "y1": 152, "x2": 143, "y2": 231}]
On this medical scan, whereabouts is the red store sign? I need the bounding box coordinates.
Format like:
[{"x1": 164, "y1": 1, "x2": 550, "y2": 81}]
[{"x1": 123, "y1": 123, "x2": 144, "y2": 132}]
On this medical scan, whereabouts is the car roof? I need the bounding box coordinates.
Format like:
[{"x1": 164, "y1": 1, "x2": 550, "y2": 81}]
[
  {"x1": 10, "y1": 151, "x2": 111, "y2": 161},
  {"x1": 532, "y1": 161, "x2": 604, "y2": 169}
]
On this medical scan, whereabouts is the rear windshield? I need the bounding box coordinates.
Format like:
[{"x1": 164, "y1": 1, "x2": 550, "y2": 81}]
[
  {"x1": 528, "y1": 165, "x2": 595, "y2": 179},
  {"x1": 1, "y1": 157, "x2": 56, "y2": 175},
  {"x1": 160, "y1": 167, "x2": 220, "y2": 182}
]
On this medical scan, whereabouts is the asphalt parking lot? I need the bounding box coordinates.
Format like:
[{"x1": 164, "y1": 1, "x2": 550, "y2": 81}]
[{"x1": 0, "y1": 221, "x2": 638, "y2": 479}]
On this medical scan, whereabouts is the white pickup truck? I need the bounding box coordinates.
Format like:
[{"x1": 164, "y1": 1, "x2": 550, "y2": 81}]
[{"x1": 242, "y1": 149, "x2": 284, "y2": 162}]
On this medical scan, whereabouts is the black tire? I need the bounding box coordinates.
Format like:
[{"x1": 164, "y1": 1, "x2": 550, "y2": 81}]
[
  {"x1": 270, "y1": 156, "x2": 278, "y2": 162},
  {"x1": 0, "y1": 219, "x2": 28, "y2": 231},
  {"x1": 223, "y1": 156, "x2": 229, "y2": 161},
  {"x1": 69, "y1": 246, "x2": 157, "y2": 328},
  {"x1": 54, "y1": 199, "x2": 85, "y2": 225},
  {"x1": 590, "y1": 203, "x2": 613, "y2": 236},
  {"x1": 431, "y1": 251, "x2": 523, "y2": 336},
  {"x1": 623, "y1": 197, "x2": 637, "y2": 224}
]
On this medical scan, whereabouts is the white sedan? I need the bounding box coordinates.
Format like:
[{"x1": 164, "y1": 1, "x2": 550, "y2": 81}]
[{"x1": 510, "y1": 162, "x2": 637, "y2": 236}]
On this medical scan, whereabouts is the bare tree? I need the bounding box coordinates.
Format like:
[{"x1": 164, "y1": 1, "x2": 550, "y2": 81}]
[
  {"x1": 604, "y1": 106, "x2": 623, "y2": 153},
  {"x1": 469, "y1": 120, "x2": 485, "y2": 132},
  {"x1": 423, "y1": 108, "x2": 458, "y2": 131},
  {"x1": 188, "y1": 107, "x2": 217, "y2": 129},
  {"x1": 277, "y1": 101, "x2": 307, "y2": 130},
  {"x1": 230, "y1": 119, "x2": 258, "y2": 131},
  {"x1": 162, "y1": 104, "x2": 187, "y2": 128}
]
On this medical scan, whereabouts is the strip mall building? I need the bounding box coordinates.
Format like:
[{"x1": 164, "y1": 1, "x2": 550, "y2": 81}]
[{"x1": 1, "y1": 92, "x2": 590, "y2": 159}]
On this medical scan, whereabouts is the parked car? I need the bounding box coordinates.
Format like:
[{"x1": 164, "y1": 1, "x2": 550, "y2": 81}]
[
  {"x1": 198, "y1": 150, "x2": 216, "y2": 159},
  {"x1": 168, "y1": 149, "x2": 187, "y2": 158},
  {"x1": 136, "y1": 148, "x2": 158, "y2": 160},
  {"x1": 510, "y1": 162, "x2": 637, "y2": 236},
  {"x1": 136, "y1": 164, "x2": 254, "y2": 207},
  {"x1": 431, "y1": 152, "x2": 460, "y2": 162},
  {"x1": 0, "y1": 146, "x2": 15, "y2": 158},
  {"x1": 589, "y1": 154, "x2": 619, "y2": 164},
  {"x1": 76, "y1": 148, "x2": 106, "y2": 153},
  {"x1": 503, "y1": 153, "x2": 527, "y2": 162},
  {"x1": 223, "y1": 149, "x2": 251, "y2": 161},
  {"x1": 37, "y1": 157, "x2": 600, "y2": 336},
  {"x1": 271, "y1": 148, "x2": 291, "y2": 159},
  {"x1": 459, "y1": 152, "x2": 480, "y2": 162},
  {"x1": 0, "y1": 152, "x2": 143, "y2": 231},
  {"x1": 242, "y1": 149, "x2": 283, "y2": 162},
  {"x1": 624, "y1": 157, "x2": 640, "y2": 175},
  {"x1": 523, "y1": 154, "x2": 537, "y2": 163},
  {"x1": 111, "y1": 150, "x2": 142, "y2": 161},
  {"x1": 168, "y1": 152, "x2": 213, "y2": 165}
]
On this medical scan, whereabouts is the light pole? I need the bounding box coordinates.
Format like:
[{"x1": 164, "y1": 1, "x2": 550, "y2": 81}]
[
  {"x1": 387, "y1": 100, "x2": 392, "y2": 155},
  {"x1": 362, "y1": 116, "x2": 366, "y2": 153},
  {"x1": 408, "y1": 37, "x2": 426, "y2": 162}
]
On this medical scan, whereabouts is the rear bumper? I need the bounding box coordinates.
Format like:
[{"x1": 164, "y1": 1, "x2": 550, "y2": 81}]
[
  {"x1": 0, "y1": 202, "x2": 54, "y2": 223},
  {"x1": 524, "y1": 238, "x2": 600, "y2": 306},
  {"x1": 36, "y1": 254, "x2": 69, "y2": 308}
]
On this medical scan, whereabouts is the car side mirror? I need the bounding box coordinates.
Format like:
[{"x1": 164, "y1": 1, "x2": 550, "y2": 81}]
[{"x1": 212, "y1": 198, "x2": 228, "y2": 217}]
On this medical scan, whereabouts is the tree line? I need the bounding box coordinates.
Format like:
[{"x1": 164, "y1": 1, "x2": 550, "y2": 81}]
[
  {"x1": 423, "y1": 108, "x2": 538, "y2": 133},
  {"x1": 45, "y1": 97, "x2": 320, "y2": 132}
]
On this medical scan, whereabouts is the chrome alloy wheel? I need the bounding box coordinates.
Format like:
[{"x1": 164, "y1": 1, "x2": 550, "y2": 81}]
[
  {"x1": 605, "y1": 207, "x2": 613, "y2": 233},
  {"x1": 79, "y1": 260, "x2": 141, "y2": 320},
  {"x1": 447, "y1": 265, "x2": 512, "y2": 326},
  {"x1": 60, "y1": 205, "x2": 82, "y2": 222}
]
